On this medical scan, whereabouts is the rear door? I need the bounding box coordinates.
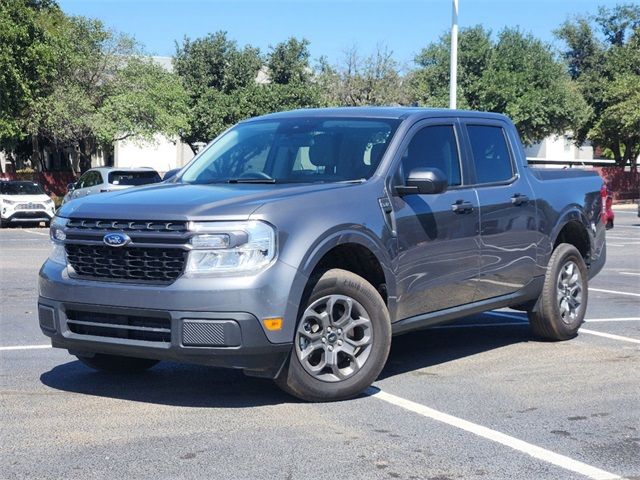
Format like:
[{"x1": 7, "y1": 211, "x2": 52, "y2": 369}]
[
  {"x1": 390, "y1": 119, "x2": 480, "y2": 319},
  {"x1": 461, "y1": 120, "x2": 538, "y2": 300}
]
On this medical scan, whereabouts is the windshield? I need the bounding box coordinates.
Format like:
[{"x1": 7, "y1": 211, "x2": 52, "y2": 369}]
[
  {"x1": 0, "y1": 182, "x2": 45, "y2": 195},
  {"x1": 181, "y1": 117, "x2": 401, "y2": 184},
  {"x1": 108, "y1": 171, "x2": 161, "y2": 186}
]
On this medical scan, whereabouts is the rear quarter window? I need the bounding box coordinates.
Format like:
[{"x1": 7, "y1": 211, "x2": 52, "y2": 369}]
[{"x1": 108, "y1": 171, "x2": 161, "y2": 186}]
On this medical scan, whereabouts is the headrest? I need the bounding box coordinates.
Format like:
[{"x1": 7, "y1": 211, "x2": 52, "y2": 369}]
[
  {"x1": 309, "y1": 134, "x2": 336, "y2": 167},
  {"x1": 370, "y1": 143, "x2": 386, "y2": 168}
]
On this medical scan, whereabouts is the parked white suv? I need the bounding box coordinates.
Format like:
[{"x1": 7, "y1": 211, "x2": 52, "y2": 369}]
[{"x1": 0, "y1": 181, "x2": 55, "y2": 227}]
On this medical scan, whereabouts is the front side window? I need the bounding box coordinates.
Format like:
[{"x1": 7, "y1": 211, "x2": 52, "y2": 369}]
[
  {"x1": 467, "y1": 125, "x2": 514, "y2": 184},
  {"x1": 76, "y1": 172, "x2": 93, "y2": 189},
  {"x1": 181, "y1": 117, "x2": 401, "y2": 184},
  {"x1": 400, "y1": 125, "x2": 462, "y2": 186}
]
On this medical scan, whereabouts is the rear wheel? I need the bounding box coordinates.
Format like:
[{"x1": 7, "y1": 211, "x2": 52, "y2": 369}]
[
  {"x1": 76, "y1": 353, "x2": 159, "y2": 373},
  {"x1": 528, "y1": 243, "x2": 588, "y2": 340},
  {"x1": 276, "y1": 269, "x2": 391, "y2": 402}
]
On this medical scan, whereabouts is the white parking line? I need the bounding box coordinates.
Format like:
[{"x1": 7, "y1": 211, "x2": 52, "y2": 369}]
[
  {"x1": 618, "y1": 272, "x2": 640, "y2": 277},
  {"x1": 579, "y1": 329, "x2": 640, "y2": 345},
  {"x1": 17, "y1": 229, "x2": 49, "y2": 237},
  {"x1": 590, "y1": 287, "x2": 640, "y2": 298},
  {"x1": 486, "y1": 312, "x2": 640, "y2": 344},
  {"x1": 0, "y1": 344, "x2": 51, "y2": 351},
  {"x1": 586, "y1": 317, "x2": 640, "y2": 322},
  {"x1": 367, "y1": 388, "x2": 622, "y2": 480}
]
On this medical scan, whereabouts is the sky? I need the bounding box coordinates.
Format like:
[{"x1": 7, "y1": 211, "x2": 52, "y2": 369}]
[{"x1": 58, "y1": 0, "x2": 620, "y2": 67}]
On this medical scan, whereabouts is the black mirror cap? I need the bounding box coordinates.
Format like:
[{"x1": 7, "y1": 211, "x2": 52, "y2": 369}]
[
  {"x1": 163, "y1": 168, "x2": 181, "y2": 181},
  {"x1": 397, "y1": 167, "x2": 448, "y2": 195}
]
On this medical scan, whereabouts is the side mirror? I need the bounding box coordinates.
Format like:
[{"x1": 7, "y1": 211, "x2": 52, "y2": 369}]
[
  {"x1": 395, "y1": 168, "x2": 448, "y2": 195},
  {"x1": 67, "y1": 182, "x2": 76, "y2": 191},
  {"x1": 163, "y1": 168, "x2": 181, "y2": 181}
]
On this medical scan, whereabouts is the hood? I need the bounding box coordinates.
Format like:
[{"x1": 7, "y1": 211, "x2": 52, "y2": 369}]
[
  {"x1": 1, "y1": 194, "x2": 51, "y2": 203},
  {"x1": 57, "y1": 182, "x2": 358, "y2": 220}
]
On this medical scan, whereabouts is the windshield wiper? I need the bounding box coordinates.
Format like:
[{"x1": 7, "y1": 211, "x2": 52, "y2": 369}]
[{"x1": 226, "y1": 178, "x2": 277, "y2": 184}]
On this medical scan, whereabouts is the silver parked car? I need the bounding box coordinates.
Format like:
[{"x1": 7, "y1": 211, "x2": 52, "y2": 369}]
[{"x1": 62, "y1": 167, "x2": 161, "y2": 205}]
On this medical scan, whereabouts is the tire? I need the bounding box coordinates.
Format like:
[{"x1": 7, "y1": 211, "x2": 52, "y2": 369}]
[
  {"x1": 76, "y1": 353, "x2": 159, "y2": 373},
  {"x1": 276, "y1": 269, "x2": 391, "y2": 402},
  {"x1": 528, "y1": 243, "x2": 588, "y2": 341},
  {"x1": 0, "y1": 219, "x2": 6, "y2": 228}
]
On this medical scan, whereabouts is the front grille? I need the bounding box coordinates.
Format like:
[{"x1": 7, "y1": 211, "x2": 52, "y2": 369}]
[
  {"x1": 16, "y1": 203, "x2": 45, "y2": 210},
  {"x1": 67, "y1": 218, "x2": 187, "y2": 232},
  {"x1": 66, "y1": 244, "x2": 187, "y2": 283},
  {"x1": 66, "y1": 309, "x2": 171, "y2": 342}
]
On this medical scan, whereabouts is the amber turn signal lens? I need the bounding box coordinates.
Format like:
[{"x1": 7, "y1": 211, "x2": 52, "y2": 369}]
[{"x1": 263, "y1": 318, "x2": 283, "y2": 331}]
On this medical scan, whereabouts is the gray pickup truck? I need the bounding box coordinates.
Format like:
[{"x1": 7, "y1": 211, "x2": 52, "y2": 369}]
[{"x1": 39, "y1": 108, "x2": 607, "y2": 401}]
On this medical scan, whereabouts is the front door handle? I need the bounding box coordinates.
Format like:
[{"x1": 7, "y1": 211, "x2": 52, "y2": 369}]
[
  {"x1": 451, "y1": 200, "x2": 474, "y2": 214},
  {"x1": 511, "y1": 193, "x2": 529, "y2": 206}
]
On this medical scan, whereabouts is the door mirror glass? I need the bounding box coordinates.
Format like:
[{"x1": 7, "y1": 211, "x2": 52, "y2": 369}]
[
  {"x1": 67, "y1": 182, "x2": 76, "y2": 191},
  {"x1": 396, "y1": 167, "x2": 448, "y2": 195}
]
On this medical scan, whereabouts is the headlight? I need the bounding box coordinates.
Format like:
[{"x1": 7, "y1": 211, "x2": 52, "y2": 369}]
[
  {"x1": 2, "y1": 199, "x2": 15, "y2": 205},
  {"x1": 48, "y1": 217, "x2": 68, "y2": 265},
  {"x1": 185, "y1": 220, "x2": 276, "y2": 274},
  {"x1": 45, "y1": 198, "x2": 54, "y2": 205}
]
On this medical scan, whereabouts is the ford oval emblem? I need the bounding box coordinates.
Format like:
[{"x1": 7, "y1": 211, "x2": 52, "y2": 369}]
[{"x1": 103, "y1": 232, "x2": 131, "y2": 247}]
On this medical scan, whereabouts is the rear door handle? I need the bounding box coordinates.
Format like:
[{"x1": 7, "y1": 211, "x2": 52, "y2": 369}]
[
  {"x1": 511, "y1": 194, "x2": 529, "y2": 206},
  {"x1": 451, "y1": 200, "x2": 474, "y2": 214}
]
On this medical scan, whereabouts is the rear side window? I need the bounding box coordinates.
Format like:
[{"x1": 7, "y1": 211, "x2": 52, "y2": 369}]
[
  {"x1": 401, "y1": 125, "x2": 462, "y2": 186},
  {"x1": 467, "y1": 125, "x2": 514, "y2": 184},
  {"x1": 108, "y1": 171, "x2": 161, "y2": 186}
]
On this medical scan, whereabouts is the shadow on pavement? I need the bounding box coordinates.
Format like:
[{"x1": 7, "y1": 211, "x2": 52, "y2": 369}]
[
  {"x1": 40, "y1": 360, "x2": 294, "y2": 408},
  {"x1": 379, "y1": 313, "x2": 532, "y2": 380},
  {"x1": 40, "y1": 313, "x2": 532, "y2": 406}
]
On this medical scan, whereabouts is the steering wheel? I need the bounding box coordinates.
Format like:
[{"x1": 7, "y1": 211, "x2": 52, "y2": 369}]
[{"x1": 238, "y1": 171, "x2": 274, "y2": 180}]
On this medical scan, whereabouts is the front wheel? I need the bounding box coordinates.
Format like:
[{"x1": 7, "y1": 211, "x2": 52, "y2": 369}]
[
  {"x1": 76, "y1": 353, "x2": 159, "y2": 373},
  {"x1": 276, "y1": 269, "x2": 391, "y2": 402},
  {"x1": 528, "y1": 243, "x2": 588, "y2": 340}
]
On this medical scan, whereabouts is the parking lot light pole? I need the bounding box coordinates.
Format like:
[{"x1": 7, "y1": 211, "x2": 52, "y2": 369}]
[{"x1": 450, "y1": 0, "x2": 458, "y2": 109}]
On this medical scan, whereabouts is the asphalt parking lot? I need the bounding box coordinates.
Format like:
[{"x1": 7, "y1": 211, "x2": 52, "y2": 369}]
[{"x1": 1, "y1": 209, "x2": 638, "y2": 480}]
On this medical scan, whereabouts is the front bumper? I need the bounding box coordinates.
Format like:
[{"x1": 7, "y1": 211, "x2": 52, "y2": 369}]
[
  {"x1": 38, "y1": 257, "x2": 308, "y2": 376},
  {"x1": 38, "y1": 298, "x2": 292, "y2": 378},
  {"x1": 2, "y1": 209, "x2": 54, "y2": 223}
]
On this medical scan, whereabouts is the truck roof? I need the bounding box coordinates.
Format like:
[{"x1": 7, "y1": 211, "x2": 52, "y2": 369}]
[{"x1": 251, "y1": 106, "x2": 510, "y2": 122}]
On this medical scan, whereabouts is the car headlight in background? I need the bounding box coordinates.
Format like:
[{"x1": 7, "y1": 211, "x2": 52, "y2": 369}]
[
  {"x1": 1, "y1": 198, "x2": 15, "y2": 206},
  {"x1": 48, "y1": 216, "x2": 68, "y2": 265},
  {"x1": 186, "y1": 220, "x2": 276, "y2": 274}
]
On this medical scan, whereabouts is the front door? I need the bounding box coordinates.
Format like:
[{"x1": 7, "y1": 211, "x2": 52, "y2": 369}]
[{"x1": 391, "y1": 120, "x2": 480, "y2": 320}]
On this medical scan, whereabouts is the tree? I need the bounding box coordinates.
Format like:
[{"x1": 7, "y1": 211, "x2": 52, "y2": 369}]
[
  {"x1": 1, "y1": 2, "x2": 189, "y2": 173},
  {"x1": 319, "y1": 45, "x2": 406, "y2": 106},
  {"x1": 410, "y1": 25, "x2": 492, "y2": 110},
  {"x1": 556, "y1": 4, "x2": 640, "y2": 167},
  {"x1": 410, "y1": 26, "x2": 590, "y2": 145},
  {"x1": 0, "y1": 0, "x2": 61, "y2": 157},
  {"x1": 174, "y1": 33, "x2": 322, "y2": 150},
  {"x1": 25, "y1": 14, "x2": 188, "y2": 171},
  {"x1": 267, "y1": 37, "x2": 311, "y2": 84}
]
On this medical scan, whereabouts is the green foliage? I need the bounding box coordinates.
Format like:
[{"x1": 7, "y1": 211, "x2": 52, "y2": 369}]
[
  {"x1": 0, "y1": 0, "x2": 61, "y2": 143},
  {"x1": 410, "y1": 26, "x2": 590, "y2": 145},
  {"x1": 174, "y1": 33, "x2": 322, "y2": 149},
  {"x1": 410, "y1": 25, "x2": 493, "y2": 109},
  {"x1": 1, "y1": 2, "x2": 189, "y2": 171},
  {"x1": 95, "y1": 58, "x2": 189, "y2": 145},
  {"x1": 267, "y1": 38, "x2": 311, "y2": 84},
  {"x1": 319, "y1": 45, "x2": 406, "y2": 106},
  {"x1": 556, "y1": 3, "x2": 640, "y2": 166}
]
